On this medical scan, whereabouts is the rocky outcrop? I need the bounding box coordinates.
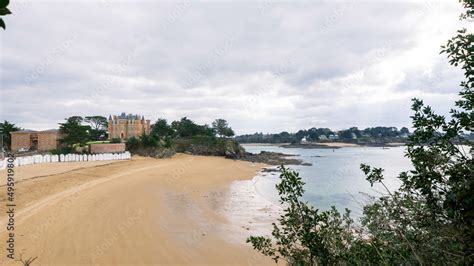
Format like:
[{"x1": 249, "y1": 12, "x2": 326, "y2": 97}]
[
  {"x1": 130, "y1": 147, "x2": 176, "y2": 159},
  {"x1": 240, "y1": 151, "x2": 311, "y2": 166},
  {"x1": 223, "y1": 139, "x2": 246, "y2": 159},
  {"x1": 175, "y1": 138, "x2": 246, "y2": 159}
]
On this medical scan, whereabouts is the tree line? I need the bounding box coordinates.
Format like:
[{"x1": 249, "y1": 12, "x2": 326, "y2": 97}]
[
  {"x1": 59, "y1": 116, "x2": 109, "y2": 147},
  {"x1": 126, "y1": 117, "x2": 235, "y2": 151},
  {"x1": 1, "y1": 116, "x2": 235, "y2": 152},
  {"x1": 235, "y1": 126, "x2": 411, "y2": 144}
]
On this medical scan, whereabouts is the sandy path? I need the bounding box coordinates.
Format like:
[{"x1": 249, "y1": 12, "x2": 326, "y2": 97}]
[{"x1": 0, "y1": 154, "x2": 274, "y2": 265}]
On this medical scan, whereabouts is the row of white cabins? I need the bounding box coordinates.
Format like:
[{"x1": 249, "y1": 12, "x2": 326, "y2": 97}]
[{"x1": 0, "y1": 152, "x2": 131, "y2": 170}]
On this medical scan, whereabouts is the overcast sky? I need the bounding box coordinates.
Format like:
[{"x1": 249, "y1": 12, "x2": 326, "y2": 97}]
[{"x1": 0, "y1": 0, "x2": 470, "y2": 134}]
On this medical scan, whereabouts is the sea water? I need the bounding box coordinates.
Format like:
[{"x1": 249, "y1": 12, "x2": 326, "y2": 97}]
[{"x1": 242, "y1": 145, "x2": 413, "y2": 217}]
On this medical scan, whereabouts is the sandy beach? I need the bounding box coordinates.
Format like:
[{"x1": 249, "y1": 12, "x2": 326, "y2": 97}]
[{"x1": 0, "y1": 154, "x2": 277, "y2": 265}]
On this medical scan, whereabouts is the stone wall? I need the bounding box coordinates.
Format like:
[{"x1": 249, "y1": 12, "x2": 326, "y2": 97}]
[
  {"x1": 11, "y1": 133, "x2": 31, "y2": 151},
  {"x1": 90, "y1": 143, "x2": 126, "y2": 154},
  {"x1": 11, "y1": 130, "x2": 60, "y2": 152},
  {"x1": 37, "y1": 132, "x2": 60, "y2": 151}
]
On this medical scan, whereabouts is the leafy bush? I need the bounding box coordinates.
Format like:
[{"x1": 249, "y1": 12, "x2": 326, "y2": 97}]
[
  {"x1": 163, "y1": 136, "x2": 174, "y2": 148},
  {"x1": 247, "y1": 166, "x2": 381, "y2": 265},
  {"x1": 139, "y1": 133, "x2": 159, "y2": 147},
  {"x1": 109, "y1": 137, "x2": 121, "y2": 143},
  {"x1": 125, "y1": 136, "x2": 140, "y2": 151},
  {"x1": 171, "y1": 117, "x2": 215, "y2": 138},
  {"x1": 49, "y1": 146, "x2": 73, "y2": 155}
]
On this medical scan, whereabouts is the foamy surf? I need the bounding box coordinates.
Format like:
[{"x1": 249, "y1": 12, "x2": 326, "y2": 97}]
[{"x1": 218, "y1": 168, "x2": 282, "y2": 245}]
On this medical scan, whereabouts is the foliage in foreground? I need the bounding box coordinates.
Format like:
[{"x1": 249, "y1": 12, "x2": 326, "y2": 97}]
[
  {"x1": 247, "y1": 166, "x2": 377, "y2": 265},
  {"x1": 0, "y1": 0, "x2": 11, "y2": 30},
  {"x1": 248, "y1": 1, "x2": 473, "y2": 264},
  {"x1": 357, "y1": 0, "x2": 473, "y2": 262}
]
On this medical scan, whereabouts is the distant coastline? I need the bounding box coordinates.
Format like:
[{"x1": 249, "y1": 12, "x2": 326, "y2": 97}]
[{"x1": 242, "y1": 142, "x2": 407, "y2": 149}]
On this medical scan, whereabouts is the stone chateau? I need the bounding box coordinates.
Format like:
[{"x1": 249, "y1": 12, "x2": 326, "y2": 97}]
[{"x1": 108, "y1": 113, "x2": 151, "y2": 140}]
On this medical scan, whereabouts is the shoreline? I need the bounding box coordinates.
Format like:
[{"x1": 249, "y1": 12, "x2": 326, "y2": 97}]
[
  {"x1": 218, "y1": 173, "x2": 282, "y2": 244},
  {"x1": 0, "y1": 154, "x2": 275, "y2": 265}
]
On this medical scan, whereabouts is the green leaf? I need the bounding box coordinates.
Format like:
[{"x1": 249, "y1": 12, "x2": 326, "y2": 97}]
[
  {"x1": 0, "y1": 0, "x2": 8, "y2": 9},
  {"x1": 0, "y1": 7, "x2": 11, "y2": 15},
  {"x1": 0, "y1": 18, "x2": 5, "y2": 30}
]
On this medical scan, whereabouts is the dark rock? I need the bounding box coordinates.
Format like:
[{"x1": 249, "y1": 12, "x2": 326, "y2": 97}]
[
  {"x1": 129, "y1": 146, "x2": 176, "y2": 158},
  {"x1": 239, "y1": 151, "x2": 307, "y2": 165},
  {"x1": 261, "y1": 167, "x2": 280, "y2": 173},
  {"x1": 175, "y1": 138, "x2": 246, "y2": 159},
  {"x1": 224, "y1": 139, "x2": 246, "y2": 159}
]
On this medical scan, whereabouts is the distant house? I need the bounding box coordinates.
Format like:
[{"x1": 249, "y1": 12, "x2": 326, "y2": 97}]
[
  {"x1": 300, "y1": 137, "x2": 309, "y2": 144},
  {"x1": 11, "y1": 129, "x2": 61, "y2": 152},
  {"x1": 350, "y1": 133, "x2": 357, "y2": 139},
  {"x1": 328, "y1": 134, "x2": 339, "y2": 140},
  {"x1": 318, "y1": 135, "x2": 328, "y2": 141},
  {"x1": 400, "y1": 133, "x2": 409, "y2": 138}
]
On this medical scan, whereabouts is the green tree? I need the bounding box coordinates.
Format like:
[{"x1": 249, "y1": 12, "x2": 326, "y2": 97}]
[
  {"x1": 125, "y1": 136, "x2": 140, "y2": 151},
  {"x1": 0, "y1": 120, "x2": 21, "y2": 151},
  {"x1": 0, "y1": 0, "x2": 11, "y2": 30},
  {"x1": 294, "y1": 129, "x2": 307, "y2": 143},
  {"x1": 171, "y1": 117, "x2": 214, "y2": 138},
  {"x1": 109, "y1": 137, "x2": 121, "y2": 143},
  {"x1": 247, "y1": 166, "x2": 373, "y2": 265},
  {"x1": 339, "y1": 127, "x2": 361, "y2": 140},
  {"x1": 307, "y1": 128, "x2": 333, "y2": 141},
  {"x1": 139, "y1": 133, "x2": 159, "y2": 147},
  {"x1": 59, "y1": 116, "x2": 91, "y2": 147},
  {"x1": 360, "y1": 1, "x2": 473, "y2": 262},
  {"x1": 360, "y1": 103, "x2": 473, "y2": 262},
  {"x1": 400, "y1": 127, "x2": 410, "y2": 135},
  {"x1": 84, "y1": 116, "x2": 108, "y2": 141},
  {"x1": 223, "y1": 127, "x2": 235, "y2": 137},
  {"x1": 212, "y1": 118, "x2": 234, "y2": 138},
  {"x1": 151, "y1": 118, "x2": 173, "y2": 138}
]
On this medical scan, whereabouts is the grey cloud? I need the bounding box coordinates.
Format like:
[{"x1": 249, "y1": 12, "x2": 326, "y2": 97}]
[{"x1": 0, "y1": 0, "x2": 466, "y2": 134}]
